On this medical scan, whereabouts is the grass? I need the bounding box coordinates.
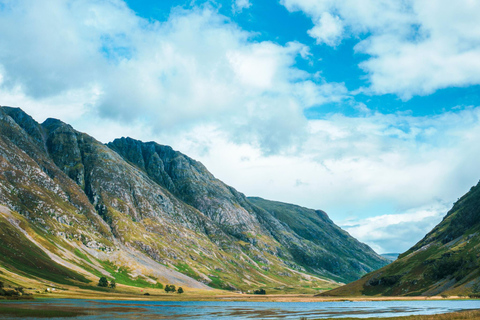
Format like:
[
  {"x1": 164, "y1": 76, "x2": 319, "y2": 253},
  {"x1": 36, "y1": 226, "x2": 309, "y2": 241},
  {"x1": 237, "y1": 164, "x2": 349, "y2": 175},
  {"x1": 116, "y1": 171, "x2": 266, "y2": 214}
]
[
  {"x1": 175, "y1": 263, "x2": 200, "y2": 280},
  {"x1": 95, "y1": 259, "x2": 163, "y2": 289},
  {"x1": 73, "y1": 248, "x2": 94, "y2": 265},
  {"x1": 310, "y1": 309, "x2": 480, "y2": 320},
  {"x1": 0, "y1": 218, "x2": 90, "y2": 286}
]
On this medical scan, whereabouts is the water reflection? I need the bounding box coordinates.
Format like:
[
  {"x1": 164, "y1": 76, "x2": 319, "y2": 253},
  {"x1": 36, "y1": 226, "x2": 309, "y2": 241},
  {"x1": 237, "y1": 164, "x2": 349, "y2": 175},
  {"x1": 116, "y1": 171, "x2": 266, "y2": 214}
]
[{"x1": 0, "y1": 299, "x2": 479, "y2": 319}]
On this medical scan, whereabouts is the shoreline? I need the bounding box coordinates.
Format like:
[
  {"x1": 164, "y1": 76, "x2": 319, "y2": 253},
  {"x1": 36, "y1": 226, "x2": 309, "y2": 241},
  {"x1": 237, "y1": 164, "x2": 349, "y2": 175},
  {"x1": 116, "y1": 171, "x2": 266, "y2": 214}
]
[{"x1": 19, "y1": 292, "x2": 480, "y2": 302}]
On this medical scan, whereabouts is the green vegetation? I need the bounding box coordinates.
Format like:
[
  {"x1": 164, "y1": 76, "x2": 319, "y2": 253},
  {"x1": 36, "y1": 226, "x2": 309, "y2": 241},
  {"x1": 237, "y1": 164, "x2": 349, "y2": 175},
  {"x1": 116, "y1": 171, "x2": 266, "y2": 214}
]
[
  {"x1": 96, "y1": 260, "x2": 163, "y2": 289},
  {"x1": 253, "y1": 288, "x2": 266, "y2": 294},
  {"x1": 73, "y1": 248, "x2": 93, "y2": 264},
  {"x1": 164, "y1": 284, "x2": 176, "y2": 293},
  {"x1": 175, "y1": 263, "x2": 200, "y2": 280},
  {"x1": 0, "y1": 218, "x2": 89, "y2": 286},
  {"x1": 177, "y1": 287, "x2": 184, "y2": 294},
  {"x1": 312, "y1": 309, "x2": 480, "y2": 320},
  {"x1": 97, "y1": 276, "x2": 109, "y2": 287},
  {"x1": 0, "y1": 285, "x2": 30, "y2": 299}
]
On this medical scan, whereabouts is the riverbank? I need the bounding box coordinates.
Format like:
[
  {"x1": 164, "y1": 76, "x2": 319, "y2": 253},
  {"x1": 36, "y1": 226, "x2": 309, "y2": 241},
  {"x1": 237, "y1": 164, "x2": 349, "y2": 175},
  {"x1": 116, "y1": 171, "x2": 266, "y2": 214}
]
[
  {"x1": 27, "y1": 288, "x2": 480, "y2": 302},
  {"x1": 5, "y1": 279, "x2": 480, "y2": 302}
]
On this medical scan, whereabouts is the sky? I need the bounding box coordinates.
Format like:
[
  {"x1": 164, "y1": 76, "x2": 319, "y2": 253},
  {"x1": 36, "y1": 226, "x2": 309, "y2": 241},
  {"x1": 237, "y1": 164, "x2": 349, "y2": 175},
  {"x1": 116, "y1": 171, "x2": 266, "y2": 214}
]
[{"x1": 1, "y1": 0, "x2": 480, "y2": 254}]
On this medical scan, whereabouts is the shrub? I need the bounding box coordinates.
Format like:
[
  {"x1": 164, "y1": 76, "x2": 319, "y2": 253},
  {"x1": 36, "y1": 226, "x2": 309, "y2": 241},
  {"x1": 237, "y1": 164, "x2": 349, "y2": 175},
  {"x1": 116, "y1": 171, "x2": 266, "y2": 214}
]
[
  {"x1": 98, "y1": 277, "x2": 109, "y2": 287},
  {"x1": 253, "y1": 288, "x2": 266, "y2": 295},
  {"x1": 164, "y1": 284, "x2": 176, "y2": 293},
  {"x1": 177, "y1": 287, "x2": 184, "y2": 294}
]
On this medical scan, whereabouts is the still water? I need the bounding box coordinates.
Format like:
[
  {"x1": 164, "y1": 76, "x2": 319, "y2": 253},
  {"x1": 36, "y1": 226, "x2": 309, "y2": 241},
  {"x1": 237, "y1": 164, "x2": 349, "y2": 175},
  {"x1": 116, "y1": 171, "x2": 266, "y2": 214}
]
[{"x1": 0, "y1": 299, "x2": 479, "y2": 319}]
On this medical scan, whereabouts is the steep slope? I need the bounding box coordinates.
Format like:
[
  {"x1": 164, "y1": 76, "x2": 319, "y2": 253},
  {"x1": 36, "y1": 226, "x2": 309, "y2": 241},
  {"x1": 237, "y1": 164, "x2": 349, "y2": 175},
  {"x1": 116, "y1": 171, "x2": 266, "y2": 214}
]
[
  {"x1": 321, "y1": 181, "x2": 480, "y2": 297},
  {"x1": 0, "y1": 107, "x2": 209, "y2": 291},
  {"x1": 0, "y1": 106, "x2": 387, "y2": 293},
  {"x1": 248, "y1": 197, "x2": 387, "y2": 282}
]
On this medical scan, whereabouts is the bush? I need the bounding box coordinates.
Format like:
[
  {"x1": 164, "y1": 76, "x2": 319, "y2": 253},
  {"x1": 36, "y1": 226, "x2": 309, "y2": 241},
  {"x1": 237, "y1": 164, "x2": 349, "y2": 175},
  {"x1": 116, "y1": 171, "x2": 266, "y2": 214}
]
[
  {"x1": 97, "y1": 277, "x2": 109, "y2": 287},
  {"x1": 164, "y1": 284, "x2": 176, "y2": 293},
  {"x1": 109, "y1": 279, "x2": 116, "y2": 289},
  {"x1": 253, "y1": 288, "x2": 266, "y2": 295},
  {"x1": 177, "y1": 287, "x2": 184, "y2": 294}
]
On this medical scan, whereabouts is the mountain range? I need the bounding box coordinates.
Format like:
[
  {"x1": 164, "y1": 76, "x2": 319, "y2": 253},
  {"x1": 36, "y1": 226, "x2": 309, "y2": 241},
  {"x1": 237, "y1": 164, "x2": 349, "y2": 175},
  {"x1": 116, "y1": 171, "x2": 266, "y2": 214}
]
[{"x1": 0, "y1": 106, "x2": 387, "y2": 293}]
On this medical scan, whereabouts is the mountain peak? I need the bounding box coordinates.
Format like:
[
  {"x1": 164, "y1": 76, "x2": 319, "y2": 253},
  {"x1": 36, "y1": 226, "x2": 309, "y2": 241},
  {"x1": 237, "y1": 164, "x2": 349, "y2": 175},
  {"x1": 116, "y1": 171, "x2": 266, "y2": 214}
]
[{"x1": 42, "y1": 117, "x2": 73, "y2": 132}]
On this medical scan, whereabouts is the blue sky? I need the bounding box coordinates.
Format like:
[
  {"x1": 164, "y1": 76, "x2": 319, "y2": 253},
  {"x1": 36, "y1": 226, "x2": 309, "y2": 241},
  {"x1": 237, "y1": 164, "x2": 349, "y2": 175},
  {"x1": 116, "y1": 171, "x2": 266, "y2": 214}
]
[
  {"x1": 1, "y1": 0, "x2": 480, "y2": 253},
  {"x1": 125, "y1": 0, "x2": 480, "y2": 118}
]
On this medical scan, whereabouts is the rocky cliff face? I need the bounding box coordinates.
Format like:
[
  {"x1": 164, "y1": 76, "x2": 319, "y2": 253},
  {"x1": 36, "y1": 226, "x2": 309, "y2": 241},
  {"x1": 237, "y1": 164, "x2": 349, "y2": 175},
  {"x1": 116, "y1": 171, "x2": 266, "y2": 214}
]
[
  {"x1": 321, "y1": 181, "x2": 480, "y2": 297},
  {"x1": 0, "y1": 106, "x2": 387, "y2": 292}
]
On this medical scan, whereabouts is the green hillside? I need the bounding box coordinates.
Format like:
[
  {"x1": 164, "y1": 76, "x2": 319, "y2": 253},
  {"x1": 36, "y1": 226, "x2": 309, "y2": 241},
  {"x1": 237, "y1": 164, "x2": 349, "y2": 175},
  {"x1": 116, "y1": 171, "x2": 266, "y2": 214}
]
[{"x1": 320, "y1": 181, "x2": 480, "y2": 297}]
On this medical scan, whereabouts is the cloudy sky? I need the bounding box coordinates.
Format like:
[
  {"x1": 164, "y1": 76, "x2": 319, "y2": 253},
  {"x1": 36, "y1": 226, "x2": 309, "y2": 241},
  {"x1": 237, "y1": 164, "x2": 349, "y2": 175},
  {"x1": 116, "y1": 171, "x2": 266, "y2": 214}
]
[{"x1": 1, "y1": 0, "x2": 480, "y2": 254}]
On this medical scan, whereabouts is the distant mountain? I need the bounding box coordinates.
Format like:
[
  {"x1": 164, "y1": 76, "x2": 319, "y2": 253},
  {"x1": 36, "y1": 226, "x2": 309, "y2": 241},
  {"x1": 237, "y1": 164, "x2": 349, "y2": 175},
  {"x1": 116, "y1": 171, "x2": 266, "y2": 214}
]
[
  {"x1": 381, "y1": 253, "x2": 399, "y2": 261},
  {"x1": 320, "y1": 182, "x2": 480, "y2": 297},
  {"x1": 248, "y1": 197, "x2": 387, "y2": 282},
  {"x1": 0, "y1": 106, "x2": 387, "y2": 292}
]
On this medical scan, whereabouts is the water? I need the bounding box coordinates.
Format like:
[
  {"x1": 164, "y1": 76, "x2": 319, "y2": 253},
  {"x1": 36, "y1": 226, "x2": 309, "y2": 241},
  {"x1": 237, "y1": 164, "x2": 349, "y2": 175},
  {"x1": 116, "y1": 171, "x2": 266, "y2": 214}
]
[{"x1": 0, "y1": 299, "x2": 479, "y2": 319}]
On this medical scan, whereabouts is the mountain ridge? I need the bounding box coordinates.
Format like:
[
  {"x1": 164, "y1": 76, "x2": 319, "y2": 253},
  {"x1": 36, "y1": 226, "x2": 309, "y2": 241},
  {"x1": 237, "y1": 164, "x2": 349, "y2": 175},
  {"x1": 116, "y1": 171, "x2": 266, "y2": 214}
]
[{"x1": 0, "y1": 106, "x2": 387, "y2": 293}]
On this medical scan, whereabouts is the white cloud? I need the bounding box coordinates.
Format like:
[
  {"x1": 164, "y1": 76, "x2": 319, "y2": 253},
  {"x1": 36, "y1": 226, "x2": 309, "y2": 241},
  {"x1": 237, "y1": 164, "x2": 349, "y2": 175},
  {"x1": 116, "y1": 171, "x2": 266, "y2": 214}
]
[
  {"x1": 340, "y1": 203, "x2": 449, "y2": 253},
  {"x1": 0, "y1": 0, "x2": 347, "y2": 154},
  {"x1": 233, "y1": 0, "x2": 251, "y2": 12},
  {"x1": 308, "y1": 12, "x2": 344, "y2": 46},
  {"x1": 281, "y1": 0, "x2": 480, "y2": 98}
]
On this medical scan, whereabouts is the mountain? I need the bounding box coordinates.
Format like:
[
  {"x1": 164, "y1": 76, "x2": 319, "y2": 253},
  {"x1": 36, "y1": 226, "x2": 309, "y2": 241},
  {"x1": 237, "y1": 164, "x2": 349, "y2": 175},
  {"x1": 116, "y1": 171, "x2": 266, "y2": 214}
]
[
  {"x1": 0, "y1": 106, "x2": 387, "y2": 293},
  {"x1": 320, "y1": 182, "x2": 480, "y2": 297}
]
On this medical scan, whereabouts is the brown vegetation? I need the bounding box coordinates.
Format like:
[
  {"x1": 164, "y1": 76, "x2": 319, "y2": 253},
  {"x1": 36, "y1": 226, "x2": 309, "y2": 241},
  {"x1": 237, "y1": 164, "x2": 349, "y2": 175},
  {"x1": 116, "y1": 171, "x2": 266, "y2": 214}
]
[{"x1": 315, "y1": 309, "x2": 480, "y2": 320}]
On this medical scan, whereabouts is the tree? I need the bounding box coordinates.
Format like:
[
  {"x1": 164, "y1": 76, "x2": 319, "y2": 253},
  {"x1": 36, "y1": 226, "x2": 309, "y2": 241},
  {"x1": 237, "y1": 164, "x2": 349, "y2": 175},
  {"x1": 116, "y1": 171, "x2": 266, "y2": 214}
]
[
  {"x1": 0, "y1": 281, "x2": 4, "y2": 289},
  {"x1": 254, "y1": 288, "x2": 266, "y2": 295},
  {"x1": 109, "y1": 279, "x2": 116, "y2": 289},
  {"x1": 98, "y1": 276, "x2": 109, "y2": 287},
  {"x1": 164, "y1": 284, "x2": 176, "y2": 293},
  {"x1": 177, "y1": 287, "x2": 184, "y2": 294}
]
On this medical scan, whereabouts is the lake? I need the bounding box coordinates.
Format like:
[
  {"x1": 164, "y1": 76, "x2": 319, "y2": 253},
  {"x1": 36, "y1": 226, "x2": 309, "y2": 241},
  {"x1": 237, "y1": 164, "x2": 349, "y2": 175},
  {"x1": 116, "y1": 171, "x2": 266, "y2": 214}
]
[{"x1": 0, "y1": 299, "x2": 479, "y2": 319}]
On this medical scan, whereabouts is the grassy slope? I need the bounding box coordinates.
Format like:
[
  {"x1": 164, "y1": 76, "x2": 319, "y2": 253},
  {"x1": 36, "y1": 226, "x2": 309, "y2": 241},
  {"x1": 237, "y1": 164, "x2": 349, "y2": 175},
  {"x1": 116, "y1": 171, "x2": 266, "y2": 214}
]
[
  {"x1": 320, "y1": 182, "x2": 480, "y2": 297},
  {"x1": 0, "y1": 215, "x2": 89, "y2": 286}
]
